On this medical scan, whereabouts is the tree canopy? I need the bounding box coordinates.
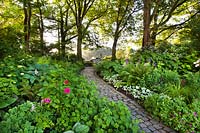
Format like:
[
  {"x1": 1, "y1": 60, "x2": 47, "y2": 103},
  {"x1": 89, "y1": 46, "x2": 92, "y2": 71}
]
[{"x1": 0, "y1": 0, "x2": 199, "y2": 59}]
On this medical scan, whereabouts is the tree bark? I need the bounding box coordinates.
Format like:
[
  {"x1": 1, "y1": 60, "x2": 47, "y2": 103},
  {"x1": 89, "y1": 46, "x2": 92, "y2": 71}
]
[
  {"x1": 60, "y1": 7, "x2": 65, "y2": 58},
  {"x1": 142, "y1": 0, "x2": 151, "y2": 48},
  {"x1": 111, "y1": 35, "x2": 119, "y2": 61},
  {"x1": 77, "y1": 23, "x2": 82, "y2": 61},
  {"x1": 23, "y1": 0, "x2": 28, "y2": 52},
  {"x1": 151, "y1": 0, "x2": 159, "y2": 46},
  {"x1": 38, "y1": 0, "x2": 44, "y2": 55},
  {"x1": 27, "y1": 1, "x2": 31, "y2": 51}
]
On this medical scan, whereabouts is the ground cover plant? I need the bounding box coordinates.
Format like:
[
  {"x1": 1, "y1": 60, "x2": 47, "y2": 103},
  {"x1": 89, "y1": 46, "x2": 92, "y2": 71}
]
[
  {"x1": 1, "y1": 0, "x2": 200, "y2": 132},
  {"x1": 0, "y1": 55, "x2": 141, "y2": 133},
  {"x1": 95, "y1": 44, "x2": 200, "y2": 133}
]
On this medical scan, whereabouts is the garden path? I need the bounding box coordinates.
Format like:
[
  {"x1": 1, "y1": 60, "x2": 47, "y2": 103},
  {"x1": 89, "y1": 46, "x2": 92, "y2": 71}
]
[{"x1": 81, "y1": 67, "x2": 177, "y2": 133}]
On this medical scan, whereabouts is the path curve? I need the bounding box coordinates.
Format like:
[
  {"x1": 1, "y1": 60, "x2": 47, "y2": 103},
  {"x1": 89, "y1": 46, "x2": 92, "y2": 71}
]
[{"x1": 81, "y1": 67, "x2": 176, "y2": 133}]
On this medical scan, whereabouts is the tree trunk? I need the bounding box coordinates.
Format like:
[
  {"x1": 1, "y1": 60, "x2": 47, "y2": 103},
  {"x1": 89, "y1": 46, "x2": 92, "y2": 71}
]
[
  {"x1": 150, "y1": 0, "x2": 159, "y2": 46},
  {"x1": 27, "y1": 1, "x2": 31, "y2": 51},
  {"x1": 23, "y1": 0, "x2": 28, "y2": 52},
  {"x1": 142, "y1": 0, "x2": 151, "y2": 48},
  {"x1": 38, "y1": 0, "x2": 44, "y2": 55},
  {"x1": 151, "y1": 15, "x2": 158, "y2": 46},
  {"x1": 111, "y1": 36, "x2": 119, "y2": 61},
  {"x1": 77, "y1": 25, "x2": 82, "y2": 61},
  {"x1": 60, "y1": 8, "x2": 65, "y2": 58},
  {"x1": 76, "y1": 10, "x2": 83, "y2": 61},
  {"x1": 58, "y1": 22, "x2": 61, "y2": 57}
]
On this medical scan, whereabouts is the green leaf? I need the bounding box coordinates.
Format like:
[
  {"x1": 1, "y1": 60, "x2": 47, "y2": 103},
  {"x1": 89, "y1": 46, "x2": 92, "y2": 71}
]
[
  {"x1": 0, "y1": 97, "x2": 17, "y2": 109},
  {"x1": 73, "y1": 122, "x2": 89, "y2": 133}
]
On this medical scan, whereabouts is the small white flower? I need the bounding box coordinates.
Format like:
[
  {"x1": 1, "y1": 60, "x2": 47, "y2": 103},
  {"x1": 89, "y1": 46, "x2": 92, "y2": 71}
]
[
  {"x1": 141, "y1": 87, "x2": 146, "y2": 90},
  {"x1": 195, "y1": 64, "x2": 199, "y2": 67},
  {"x1": 135, "y1": 86, "x2": 140, "y2": 89},
  {"x1": 142, "y1": 90, "x2": 146, "y2": 93},
  {"x1": 34, "y1": 69, "x2": 39, "y2": 75},
  {"x1": 30, "y1": 103, "x2": 35, "y2": 112},
  {"x1": 20, "y1": 73, "x2": 24, "y2": 75}
]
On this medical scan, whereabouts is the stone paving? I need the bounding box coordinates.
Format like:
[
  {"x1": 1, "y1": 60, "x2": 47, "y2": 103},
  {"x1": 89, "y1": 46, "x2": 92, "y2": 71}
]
[{"x1": 81, "y1": 67, "x2": 177, "y2": 133}]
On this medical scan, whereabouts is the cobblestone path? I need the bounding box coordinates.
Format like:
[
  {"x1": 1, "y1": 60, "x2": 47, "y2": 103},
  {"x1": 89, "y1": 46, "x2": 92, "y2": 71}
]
[{"x1": 81, "y1": 67, "x2": 177, "y2": 133}]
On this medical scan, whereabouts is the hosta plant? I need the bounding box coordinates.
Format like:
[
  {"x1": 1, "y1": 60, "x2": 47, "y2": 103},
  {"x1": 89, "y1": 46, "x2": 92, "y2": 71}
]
[{"x1": 0, "y1": 78, "x2": 18, "y2": 109}]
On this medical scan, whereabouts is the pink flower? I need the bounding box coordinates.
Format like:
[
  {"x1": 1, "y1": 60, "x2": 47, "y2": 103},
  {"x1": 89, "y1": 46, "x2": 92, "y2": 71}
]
[
  {"x1": 193, "y1": 112, "x2": 197, "y2": 117},
  {"x1": 64, "y1": 88, "x2": 70, "y2": 94},
  {"x1": 64, "y1": 80, "x2": 69, "y2": 85},
  {"x1": 42, "y1": 98, "x2": 51, "y2": 103}
]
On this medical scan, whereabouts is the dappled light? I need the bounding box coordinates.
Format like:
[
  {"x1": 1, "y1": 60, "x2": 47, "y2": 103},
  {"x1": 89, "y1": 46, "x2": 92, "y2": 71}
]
[{"x1": 0, "y1": 0, "x2": 199, "y2": 132}]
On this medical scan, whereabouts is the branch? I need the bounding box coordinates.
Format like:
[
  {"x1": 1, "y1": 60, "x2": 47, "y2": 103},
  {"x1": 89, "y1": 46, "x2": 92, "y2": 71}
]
[
  {"x1": 66, "y1": 0, "x2": 77, "y2": 17},
  {"x1": 83, "y1": 13, "x2": 104, "y2": 35},
  {"x1": 66, "y1": 34, "x2": 78, "y2": 42},
  {"x1": 163, "y1": 27, "x2": 181, "y2": 40},
  {"x1": 158, "y1": 0, "x2": 187, "y2": 27},
  {"x1": 156, "y1": 11, "x2": 199, "y2": 36},
  {"x1": 119, "y1": 7, "x2": 135, "y2": 34},
  {"x1": 150, "y1": 0, "x2": 160, "y2": 23},
  {"x1": 63, "y1": 23, "x2": 76, "y2": 36},
  {"x1": 46, "y1": 16, "x2": 61, "y2": 23},
  {"x1": 82, "y1": 0, "x2": 95, "y2": 18}
]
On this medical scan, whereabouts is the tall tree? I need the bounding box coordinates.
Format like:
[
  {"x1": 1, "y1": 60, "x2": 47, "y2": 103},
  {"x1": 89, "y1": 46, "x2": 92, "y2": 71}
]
[
  {"x1": 98, "y1": 0, "x2": 140, "y2": 60},
  {"x1": 23, "y1": 0, "x2": 32, "y2": 52},
  {"x1": 47, "y1": 0, "x2": 76, "y2": 58},
  {"x1": 66, "y1": 0, "x2": 108, "y2": 60},
  {"x1": 111, "y1": 0, "x2": 135, "y2": 60},
  {"x1": 36, "y1": 0, "x2": 45, "y2": 55},
  {"x1": 142, "y1": 0, "x2": 151, "y2": 48},
  {"x1": 142, "y1": 0, "x2": 199, "y2": 48}
]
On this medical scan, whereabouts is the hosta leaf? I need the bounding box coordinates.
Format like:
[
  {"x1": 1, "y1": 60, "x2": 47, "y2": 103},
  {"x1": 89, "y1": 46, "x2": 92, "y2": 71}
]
[{"x1": 0, "y1": 97, "x2": 17, "y2": 109}]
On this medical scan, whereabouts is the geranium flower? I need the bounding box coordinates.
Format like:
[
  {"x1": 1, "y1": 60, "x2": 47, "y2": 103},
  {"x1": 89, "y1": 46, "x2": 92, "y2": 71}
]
[
  {"x1": 194, "y1": 112, "x2": 197, "y2": 117},
  {"x1": 64, "y1": 88, "x2": 71, "y2": 94},
  {"x1": 42, "y1": 98, "x2": 51, "y2": 103},
  {"x1": 64, "y1": 80, "x2": 69, "y2": 85}
]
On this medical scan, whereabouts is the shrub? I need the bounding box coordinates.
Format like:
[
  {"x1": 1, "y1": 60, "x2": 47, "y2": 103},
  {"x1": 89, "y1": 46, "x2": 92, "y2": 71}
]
[
  {"x1": 0, "y1": 78, "x2": 18, "y2": 109},
  {"x1": 144, "y1": 94, "x2": 200, "y2": 132},
  {"x1": 37, "y1": 75, "x2": 140, "y2": 132},
  {"x1": 0, "y1": 101, "x2": 45, "y2": 133},
  {"x1": 119, "y1": 63, "x2": 153, "y2": 86},
  {"x1": 95, "y1": 60, "x2": 122, "y2": 77},
  {"x1": 0, "y1": 77, "x2": 140, "y2": 132},
  {"x1": 0, "y1": 56, "x2": 140, "y2": 132},
  {"x1": 181, "y1": 72, "x2": 200, "y2": 103},
  {"x1": 142, "y1": 69, "x2": 180, "y2": 93}
]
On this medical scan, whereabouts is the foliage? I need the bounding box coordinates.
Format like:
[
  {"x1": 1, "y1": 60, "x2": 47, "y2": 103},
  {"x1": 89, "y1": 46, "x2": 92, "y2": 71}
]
[
  {"x1": 144, "y1": 94, "x2": 200, "y2": 132},
  {"x1": 141, "y1": 69, "x2": 180, "y2": 93},
  {"x1": 121, "y1": 86, "x2": 153, "y2": 100},
  {"x1": 131, "y1": 48, "x2": 180, "y2": 71},
  {"x1": 37, "y1": 75, "x2": 139, "y2": 132},
  {"x1": 95, "y1": 43, "x2": 200, "y2": 132},
  {"x1": 118, "y1": 63, "x2": 153, "y2": 86},
  {"x1": 130, "y1": 44, "x2": 199, "y2": 74},
  {"x1": 0, "y1": 1, "x2": 23, "y2": 59},
  {"x1": 181, "y1": 72, "x2": 200, "y2": 103},
  {"x1": 0, "y1": 56, "x2": 140, "y2": 132},
  {"x1": 103, "y1": 74, "x2": 153, "y2": 100},
  {"x1": 92, "y1": 99, "x2": 140, "y2": 132},
  {"x1": 64, "y1": 122, "x2": 90, "y2": 133},
  {"x1": 0, "y1": 101, "x2": 44, "y2": 133},
  {"x1": 0, "y1": 78, "x2": 18, "y2": 109},
  {"x1": 95, "y1": 60, "x2": 123, "y2": 77}
]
